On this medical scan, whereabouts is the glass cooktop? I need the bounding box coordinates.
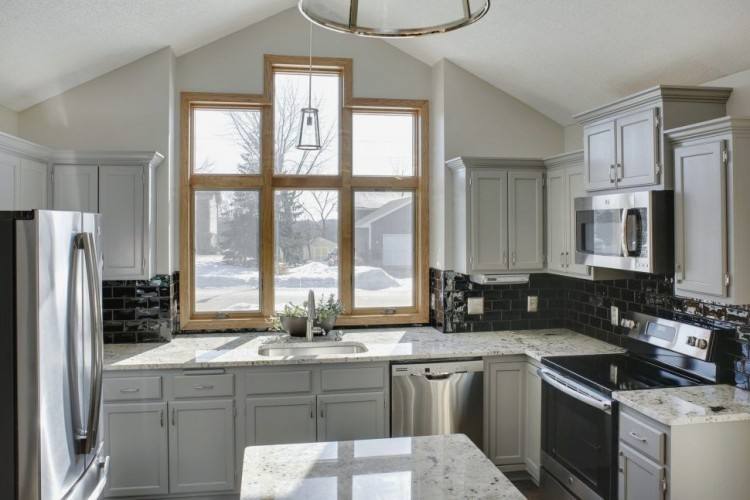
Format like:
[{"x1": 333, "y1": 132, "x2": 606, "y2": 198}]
[{"x1": 541, "y1": 353, "x2": 705, "y2": 396}]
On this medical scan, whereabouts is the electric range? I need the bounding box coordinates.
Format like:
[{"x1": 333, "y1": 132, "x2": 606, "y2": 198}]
[{"x1": 538, "y1": 312, "x2": 736, "y2": 500}]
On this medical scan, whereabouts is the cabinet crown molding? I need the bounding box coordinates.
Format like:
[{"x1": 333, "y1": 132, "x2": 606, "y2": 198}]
[
  {"x1": 665, "y1": 116, "x2": 750, "y2": 143},
  {"x1": 52, "y1": 150, "x2": 165, "y2": 167},
  {"x1": 573, "y1": 85, "x2": 733, "y2": 125},
  {"x1": 0, "y1": 131, "x2": 53, "y2": 160},
  {"x1": 543, "y1": 150, "x2": 583, "y2": 169},
  {"x1": 447, "y1": 156, "x2": 545, "y2": 171}
]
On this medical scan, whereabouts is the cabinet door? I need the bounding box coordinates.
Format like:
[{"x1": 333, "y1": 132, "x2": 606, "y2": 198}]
[
  {"x1": 0, "y1": 152, "x2": 18, "y2": 210},
  {"x1": 169, "y1": 399, "x2": 235, "y2": 494},
  {"x1": 524, "y1": 363, "x2": 542, "y2": 483},
  {"x1": 470, "y1": 169, "x2": 508, "y2": 272},
  {"x1": 508, "y1": 170, "x2": 544, "y2": 270},
  {"x1": 52, "y1": 164, "x2": 98, "y2": 212},
  {"x1": 246, "y1": 395, "x2": 316, "y2": 446},
  {"x1": 317, "y1": 392, "x2": 386, "y2": 442},
  {"x1": 618, "y1": 443, "x2": 665, "y2": 500},
  {"x1": 99, "y1": 166, "x2": 145, "y2": 279},
  {"x1": 16, "y1": 159, "x2": 48, "y2": 209},
  {"x1": 485, "y1": 360, "x2": 525, "y2": 465},
  {"x1": 565, "y1": 167, "x2": 591, "y2": 277},
  {"x1": 674, "y1": 141, "x2": 727, "y2": 298},
  {"x1": 584, "y1": 120, "x2": 616, "y2": 191},
  {"x1": 103, "y1": 402, "x2": 168, "y2": 498},
  {"x1": 546, "y1": 170, "x2": 567, "y2": 273},
  {"x1": 616, "y1": 108, "x2": 659, "y2": 188}
]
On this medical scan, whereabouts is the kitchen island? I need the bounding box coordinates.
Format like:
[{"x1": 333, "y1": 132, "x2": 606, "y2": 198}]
[{"x1": 241, "y1": 433, "x2": 524, "y2": 499}]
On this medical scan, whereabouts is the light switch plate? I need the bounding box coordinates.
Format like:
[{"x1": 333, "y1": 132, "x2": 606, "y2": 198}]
[
  {"x1": 610, "y1": 305, "x2": 619, "y2": 326},
  {"x1": 467, "y1": 297, "x2": 484, "y2": 315},
  {"x1": 527, "y1": 296, "x2": 538, "y2": 313}
]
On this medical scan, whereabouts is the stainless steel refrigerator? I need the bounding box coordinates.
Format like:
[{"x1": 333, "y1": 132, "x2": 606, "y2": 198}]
[{"x1": 1, "y1": 210, "x2": 109, "y2": 499}]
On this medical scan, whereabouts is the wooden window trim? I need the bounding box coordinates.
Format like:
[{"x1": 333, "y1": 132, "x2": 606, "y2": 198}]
[{"x1": 180, "y1": 55, "x2": 429, "y2": 331}]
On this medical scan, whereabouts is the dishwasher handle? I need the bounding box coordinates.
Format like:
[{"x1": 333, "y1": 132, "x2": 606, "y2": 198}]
[{"x1": 424, "y1": 373, "x2": 458, "y2": 380}]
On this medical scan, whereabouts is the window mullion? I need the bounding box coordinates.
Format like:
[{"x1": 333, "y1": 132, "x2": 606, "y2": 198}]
[{"x1": 260, "y1": 105, "x2": 275, "y2": 317}]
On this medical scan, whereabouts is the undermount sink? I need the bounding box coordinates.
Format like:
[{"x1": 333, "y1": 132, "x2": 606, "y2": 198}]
[{"x1": 258, "y1": 341, "x2": 368, "y2": 357}]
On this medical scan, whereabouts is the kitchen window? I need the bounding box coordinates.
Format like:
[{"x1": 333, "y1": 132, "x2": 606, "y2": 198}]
[{"x1": 180, "y1": 55, "x2": 429, "y2": 330}]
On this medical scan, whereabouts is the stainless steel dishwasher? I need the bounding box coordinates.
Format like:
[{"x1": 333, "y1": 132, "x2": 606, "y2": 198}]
[{"x1": 391, "y1": 359, "x2": 483, "y2": 449}]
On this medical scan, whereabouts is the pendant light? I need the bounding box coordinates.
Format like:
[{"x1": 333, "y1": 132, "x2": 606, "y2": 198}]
[
  {"x1": 297, "y1": 22, "x2": 322, "y2": 151},
  {"x1": 298, "y1": 0, "x2": 491, "y2": 38}
]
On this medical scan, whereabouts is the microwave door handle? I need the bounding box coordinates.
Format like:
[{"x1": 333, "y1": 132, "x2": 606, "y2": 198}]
[
  {"x1": 76, "y1": 232, "x2": 104, "y2": 455},
  {"x1": 621, "y1": 209, "x2": 630, "y2": 256},
  {"x1": 538, "y1": 368, "x2": 612, "y2": 414}
]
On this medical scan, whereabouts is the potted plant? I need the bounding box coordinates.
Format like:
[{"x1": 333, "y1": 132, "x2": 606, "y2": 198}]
[
  {"x1": 273, "y1": 303, "x2": 308, "y2": 337},
  {"x1": 316, "y1": 294, "x2": 343, "y2": 333}
]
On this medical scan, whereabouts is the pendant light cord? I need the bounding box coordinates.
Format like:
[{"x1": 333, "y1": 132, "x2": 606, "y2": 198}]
[{"x1": 308, "y1": 22, "x2": 313, "y2": 108}]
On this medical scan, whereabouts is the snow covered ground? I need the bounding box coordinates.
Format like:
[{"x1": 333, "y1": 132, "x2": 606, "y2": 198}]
[{"x1": 194, "y1": 255, "x2": 412, "y2": 312}]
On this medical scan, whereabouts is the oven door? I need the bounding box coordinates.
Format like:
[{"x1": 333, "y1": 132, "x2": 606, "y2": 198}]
[{"x1": 540, "y1": 368, "x2": 615, "y2": 500}]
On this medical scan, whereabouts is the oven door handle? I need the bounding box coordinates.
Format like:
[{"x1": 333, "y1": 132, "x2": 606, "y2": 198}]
[{"x1": 538, "y1": 368, "x2": 612, "y2": 414}]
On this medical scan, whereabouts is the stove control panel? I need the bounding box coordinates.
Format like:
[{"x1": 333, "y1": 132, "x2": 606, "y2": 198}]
[{"x1": 622, "y1": 312, "x2": 714, "y2": 360}]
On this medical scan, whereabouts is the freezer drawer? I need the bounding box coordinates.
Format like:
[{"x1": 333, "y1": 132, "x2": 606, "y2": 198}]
[{"x1": 391, "y1": 360, "x2": 483, "y2": 449}]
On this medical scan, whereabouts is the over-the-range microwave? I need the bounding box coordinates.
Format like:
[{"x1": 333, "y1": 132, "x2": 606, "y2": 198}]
[{"x1": 574, "y1": 191, "x2": 673, "y2": 274}]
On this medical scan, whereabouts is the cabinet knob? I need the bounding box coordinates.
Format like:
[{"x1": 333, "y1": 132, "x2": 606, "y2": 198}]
[{"x1": 609, "y1": 164, "x2": 616, "y2": 183}]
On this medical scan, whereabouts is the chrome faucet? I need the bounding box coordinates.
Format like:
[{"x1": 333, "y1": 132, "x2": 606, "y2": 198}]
[{"x1": 306, "y1": 290, "x2": 315, "y2": 342}]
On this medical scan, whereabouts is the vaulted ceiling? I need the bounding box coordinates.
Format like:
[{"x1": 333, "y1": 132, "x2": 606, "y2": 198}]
[{"x1": 3, "y1": 0, "x2": 750, "y2": 124}]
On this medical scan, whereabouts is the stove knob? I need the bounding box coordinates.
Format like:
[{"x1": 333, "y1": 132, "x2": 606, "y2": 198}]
[
  {"x1": 696, "y1": 338, "x2": 708, "y2": 349},
  {"x1": 687, "y1": 336, "x2": 697, "y2": 346}
]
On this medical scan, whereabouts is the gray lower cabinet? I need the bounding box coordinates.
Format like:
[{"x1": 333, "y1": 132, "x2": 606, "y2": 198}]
[
  {"x1": 103, "y1": 402, "x2": 169, "y2": 498},
  {"x1": 246, "y1": 395, "x2": 316, "y2": 445},
  {"x1": 618, "y1": 443, "x2": 665, "y2": 500},
  {"x1": 317, "y1": 392, "x2": 387, "y2": 441},
  {"x1": 484, "y1": 357, "x2": 525, "y2": 467},
  {"x1": 168, "y1": 399, "x2": 235, "y2": 495}
]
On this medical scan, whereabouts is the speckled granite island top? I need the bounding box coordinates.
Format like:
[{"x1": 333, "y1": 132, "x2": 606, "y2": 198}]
[
  {"x1": 614, "y1": 385, "x2": 750, "y2": 426},
  {"x1": 241, "y1": 434, "x2": 524, "y2": 500},
  {"x1": 103, "y1": 327, "x2": 623, "y2": 371}
]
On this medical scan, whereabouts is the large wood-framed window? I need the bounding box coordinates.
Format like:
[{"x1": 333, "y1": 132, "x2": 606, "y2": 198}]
[{"x1": 180, "y1": 55, "x2": 428, "y2": 330}]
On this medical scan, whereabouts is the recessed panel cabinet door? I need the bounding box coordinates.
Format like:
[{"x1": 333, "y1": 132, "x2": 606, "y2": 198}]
[
  {"x1": 0, "y1": 152, "x2": 18, "y2": 210},
  {"x1": 486, "y1": 360, "x2": 525, "y2": 465},
  {"x1": 16, "y1": 159, "x2": 48, "y2": 209},
  {"x1": 546, "y1": 170, "x2": 566, "y2": 273},
  {"x1": 103, "y1": 402, "x2": 169, "y2": 498},
  {"x1": 246, "y1": 395, "x2": 316, "y2": 445},
  {"x1": 524, "y1": 363, "x2": 542, "y2": 483},
  {"x1": 618, "y1": 443, "x2": 665, "y2": 500},
  {"x1": 674, "y1": 141, "x2": 727, "y2": 298},
  {"x1": 584, "y1": 120, "x2": 616, "y2": 191},
  {"x1": 317, "y1": 392, "x2": 386, "y2": 442},
  {"x1": 169, "y1": 399, "x2": 235, "y2": 494},
  {"x1": 616, "y1": 108, "x2": 659, "y2": 188},
  {"x1": 508, "y1": 171, "x2": 544, "y2": 270},
  {"x1": 52, "y1": 164, "x2": 98, "y2": 212},
  {"x1": 470, "y1": 170, "x2": 508, "y2": 272},
  {"x1": 99, "y1": 166, "x2": 145, "y2": 279}
]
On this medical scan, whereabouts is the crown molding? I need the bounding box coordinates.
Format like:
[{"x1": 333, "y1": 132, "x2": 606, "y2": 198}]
[
  {"x1": 446, "y1": 156, "x2": 545, "y2": 170},
  {"x1": 0, "y1": 131, "x2": 53, "y2": 160},
  {"x1": 665, "y1": 116, "x2": 750, "y2": 143},
  {"x1": 51, "y1": 150, "x2": 165, "y2": 168},
  {"x1": 543, "y1": 150, "x2": 583, "y2": 169}
]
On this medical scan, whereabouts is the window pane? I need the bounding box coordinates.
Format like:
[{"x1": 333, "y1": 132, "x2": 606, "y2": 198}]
[
  {"x1": 194, "y1": 190, "x2": 260, "y2": 312},
  {"x1": 193, "y1": 108, "x2": 261, "y2": 174},
  {"x1": 354, "y1": 192, "x2": 414, "y2": 308},
  {"x1": 275, "y1": 190, "x2": 339, "y2": 310},
  {"x1": 353, "y1": 113, "x2": 414, "y2": 176},
  {"x1": 274, "y1": 72, "x2": 340, "y2": 175}
]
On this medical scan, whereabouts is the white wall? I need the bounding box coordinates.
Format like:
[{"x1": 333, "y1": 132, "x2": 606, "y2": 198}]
[
  {"x1": 18, "y1": 48, "x2": 176, "y2": 274},
  {"x1": 704, "y1": 68, "x2": 750, "y2": 115},
  {"x1": 563, "y1": 124, "x2": 583, "y2": 152},
  {"x1": 430, "y1": 61, "x2": 447, "y2": 269},
  {"x1": 0, "y1": 104, "x2": 18, "y2": 135}
]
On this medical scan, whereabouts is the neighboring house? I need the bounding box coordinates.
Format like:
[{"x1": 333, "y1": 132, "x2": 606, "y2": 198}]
[
  {"x1": 355, "y1": 197, "x2": 413, "y2": 275},
  {"x1": 306, "y1": 236, "x2": 337, "y2": 261}
]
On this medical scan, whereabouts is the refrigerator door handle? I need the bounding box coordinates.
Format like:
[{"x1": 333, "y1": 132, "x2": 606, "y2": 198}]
[
  {"x1": 68, "y1": 237, "x2": 86, "y2": 446},
  {"x1": 76, "y1": 232, "x2": 104, "y2": 455}
]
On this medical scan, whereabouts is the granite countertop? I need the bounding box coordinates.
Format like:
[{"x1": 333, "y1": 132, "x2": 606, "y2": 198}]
[
  {"x1": 614, "y1": 385, "x2": 750, "y2": 426},
  {"x1": 103, "y1": 326, "x2": 624, "y2": 371},
  {"x1": 240, "y1": 434, "x2": 524, "y2": 500}
]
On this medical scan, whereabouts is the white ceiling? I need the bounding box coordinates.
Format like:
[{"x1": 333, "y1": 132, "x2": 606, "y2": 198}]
[{"x1": 3, "y1": 1, "x2": 750, "y2": 124}]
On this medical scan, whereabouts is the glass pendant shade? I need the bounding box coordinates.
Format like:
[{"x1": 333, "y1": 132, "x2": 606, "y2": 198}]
[
  {"x1": 297, "y1": 107, "x2": 321, "y2": 150},
  {"x1": 298, "y1": 0, "x2": 491, "y2": 38}
]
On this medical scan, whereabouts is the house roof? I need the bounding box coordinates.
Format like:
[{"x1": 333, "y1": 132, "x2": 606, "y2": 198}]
[{"x1": 355, "y1": 197, "x2": 412, "y2": 228}]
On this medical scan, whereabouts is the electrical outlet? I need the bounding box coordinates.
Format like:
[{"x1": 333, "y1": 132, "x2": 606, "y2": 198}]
[
  {"x1": 610, "y1": 305, "x2": 619, "y2": 326},
  {"x1": 527, "y1": 296, "x2": 538, "y2": 313},
  {"x1": 467, "y1": 297, "x2": 484, "y2": 315}
]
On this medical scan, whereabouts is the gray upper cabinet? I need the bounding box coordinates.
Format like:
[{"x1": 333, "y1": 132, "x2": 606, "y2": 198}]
[
  {"x1": 103, "y1": 402, "x2": 169, "y2": 498},
  {"x1": 52, "y1": 152, "x2": 163, "y2": 280},
  {"x1": 448, "y1": 157, "x2": 546, "y2": 275},
  {"x1": 575, "y1": 85, "x2": 732, "y2": 193},
  {"x1": 0, "y1": 151, "x2": 18, "y2": 210},
  {"x1": 667, "y1": 117, "x2": 750, "y2": 304},
  {"x1": 0, "y1": 133, "x2": 52, "y2": 211},
  {"x1": 16, "y1": 159, "x2": 49, "y2": 209}
]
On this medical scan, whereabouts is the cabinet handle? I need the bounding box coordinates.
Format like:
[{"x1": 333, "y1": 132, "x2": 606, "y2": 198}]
[
  {"x1": 560, "y1": 252, "x2": 564, "y2": 267},
  {"x1": 310, "y1": 407, "x2": 314, "y2": 419},
  {"x1": 119, "y1": 387, "x2": 139, "y2": 393},
  {"x1": 629, "y1": 431, "x2": 647, "y2": 443},
  {"x1": 320, "y1": 407, "x2": 325, "y2": 419},
  {"x1": 511, "y1": 252, "x2": 516, "y2": 266},
  {"x1": 160, "y1": 409, "x2": 164, "y2": 427},
  {"x1": 171, "y1": 408, "x2": 176, "y2": 426},
  {"x1": 609, "y1": 164, "x2": 616, "y2": 183},
  {"x1": 503, "y1": 250, "x2": 508, "y2": 266},
  {"x1": 565, "y1": 251, "x2": 569, "y2": 268},
  {"x1": 192, "y1": 384, "x2": 214, "y2": 390},
  {"x1": 616, "y1": 163, "x2": 623, "y2": 181}
]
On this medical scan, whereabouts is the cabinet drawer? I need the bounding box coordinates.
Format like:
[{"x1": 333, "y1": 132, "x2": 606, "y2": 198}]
[
  {"x1": 321, "y1": 366, "x2": 386, "y2": 392},
  {"x1": 103, "y1": 376, "x2": 162, "y2": 402},
  {"x1": 619, "y1": 411, "x2": 665, "y2": 463},
  {"x1": 246, "y1": 370, "x2": 313, "y2": 395},
  {"x1": 173, "y1": 374, "x2": 234, "y2": 398}
]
